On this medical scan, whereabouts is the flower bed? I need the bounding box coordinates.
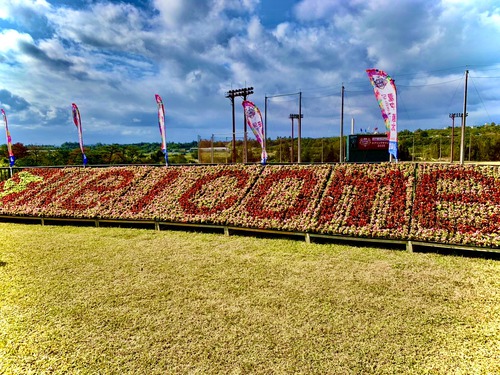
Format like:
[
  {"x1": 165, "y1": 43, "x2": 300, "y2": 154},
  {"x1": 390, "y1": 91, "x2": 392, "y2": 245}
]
[
  {"x1": 0, "y1": 167, "x2": 150, "y2": 218},
  {"x1": 47, "y1": 166, "x2": 151, "y2": 218},
  {"x1": 0, "y1": 168, "x2": 67, "y2": 216},
  {"x1": 228, "y1": 164, "x2": 331, "y2": 232},
  {"x1": 117, "y1": 164, "x2": 262, "y2": 224},
  {"x1": 313, "y1": 163, "x2": 415, "y2": 240},
  {"x1": 1, "y1": 163, "x2": 499, "y2": 249},
  {"x1": 410, "y1": 164, "x2": 500, "y2": 247}
]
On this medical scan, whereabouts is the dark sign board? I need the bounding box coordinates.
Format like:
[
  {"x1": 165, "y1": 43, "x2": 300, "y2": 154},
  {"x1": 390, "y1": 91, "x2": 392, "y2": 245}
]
[{"x1": 346, "y1": 134, "x2": 390, "y2": 162}]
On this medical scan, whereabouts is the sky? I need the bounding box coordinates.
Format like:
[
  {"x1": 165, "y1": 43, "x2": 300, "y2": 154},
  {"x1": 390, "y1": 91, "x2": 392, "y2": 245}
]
[{"x1": 1, "y1": 0, "x2": 500, "y2": 146}]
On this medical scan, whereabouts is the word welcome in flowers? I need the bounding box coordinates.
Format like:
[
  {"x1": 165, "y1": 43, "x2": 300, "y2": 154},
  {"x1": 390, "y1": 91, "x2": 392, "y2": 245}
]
[{"x1": 1, "y1": 163, "x2": 499, "y2": 248}]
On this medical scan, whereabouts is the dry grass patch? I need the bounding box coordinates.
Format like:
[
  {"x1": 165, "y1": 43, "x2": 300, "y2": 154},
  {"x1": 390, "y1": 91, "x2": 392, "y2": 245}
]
[{"x1": 0, "y1": 223, "x2": 499, "y2": 374}]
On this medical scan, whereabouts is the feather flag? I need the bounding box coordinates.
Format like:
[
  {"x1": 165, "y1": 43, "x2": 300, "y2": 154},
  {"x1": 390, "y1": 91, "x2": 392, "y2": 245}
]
[
  {"x1": 366, "y1": 68, "x2": 398, "y2": 160},
  {"x1": 71, "y1": 103, "x2": 88, "y2": 166},
  {"x1": 1, "y1": 108, "x2": 15, "y2": 167},
  {"x1": 155, "y1": 94, "x2": 168, "y2": 166},
  {"x1": 242, "y1": 100, "x2": 268, "y2": 165}
]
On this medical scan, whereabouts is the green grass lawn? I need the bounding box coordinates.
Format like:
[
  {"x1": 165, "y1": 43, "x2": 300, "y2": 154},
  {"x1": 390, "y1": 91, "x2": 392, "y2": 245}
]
[{"x1": 0, "y1": 223, "x2": 499, "y2": 374}]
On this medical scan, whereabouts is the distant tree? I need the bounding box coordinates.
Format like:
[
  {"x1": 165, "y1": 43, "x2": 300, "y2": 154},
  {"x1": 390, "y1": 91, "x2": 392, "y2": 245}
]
[
  {"x1": 169, "y1": 154, "x2": 187, "y2": 164},
  {"x1": 60, "y1": 142, "x2": 80, "y2": 150},
  {"x1": 324, "y1": 141, "x2": 338, "y2": 163},
  {"x1": 418, "y1": 130, "x2": 429, "y2": 138},
  {"x1": 150, "y1": 150, "x2": 165, "y2": 164},
  {"x1": 0, "y1": 144, "x2": 8, "y2": 166},
  {"x1": 46, "y1": 148, "x2": 71, "y2": 166},
  {"x1": 67, "y1": 149, "x2": 87, "y2": 166},
  {"x1": 21, "y1": 145, "x2": 50, "y2": 166},
  {"x1": 124, "y1": 145, "x2": 144, "y2": 164},
  {"x1": 11, "y1": 143, "x2": 28, "y2": 159},
  {"x1": 398, "y1": 142, "x2": 412, "y2": 161},
  {"x1": 101, "y1": 144, "x2": 126, "y2": 164}
]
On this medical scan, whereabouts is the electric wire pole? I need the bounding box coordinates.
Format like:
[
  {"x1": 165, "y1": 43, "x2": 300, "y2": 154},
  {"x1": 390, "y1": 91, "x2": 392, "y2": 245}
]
[
  {"x1": 289, "y1": 113, "x2": 303, "y2": 163},
  {"x1": 340, "y1": 85, "x2": 345, "y2": 163},
  {"x1": 225, "y1": 87, "x2": 254, "y2": 163},
  {"x1": 298, "y1": 92, "x2": 302, "y2": 163},
  {"x1": 449, "y1": 112, "x2": 467, "y2": 163},
  {"x1": 459, "y1": 70, "x2": 469, "y2": 165}
]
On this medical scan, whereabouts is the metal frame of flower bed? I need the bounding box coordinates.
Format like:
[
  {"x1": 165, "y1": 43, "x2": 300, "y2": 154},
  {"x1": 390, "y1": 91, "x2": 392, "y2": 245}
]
[{"x1": 2, "y1": 214, "x2": 499, "y2": 255}]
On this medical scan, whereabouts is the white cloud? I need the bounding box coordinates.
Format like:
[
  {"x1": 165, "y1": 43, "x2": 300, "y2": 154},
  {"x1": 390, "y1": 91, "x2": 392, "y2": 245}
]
[
  {"x1": 293, "y1": 0, "x2": 340, "y2": 21},
  {"x1": 0, "y1": 0, "x2": 51, "y2": 19},
  {"x1": 293, "y1": 0, "x2": 365, "y2": 21},
  {"x1": 273, "y1": 22, "x2": 289, "y2": 41},
  {"x1": 47, "y1": 3, "x2": 149, "y2": 53},
  {"x1": 0, "y1": 29, "x2": 33, "y2": 53},
  {"x1": 152, "y1": 0, "x2": 185, "y2": 28},
  {"x1": 153, "y1": 0, "x2": 210, "y2": 29}
]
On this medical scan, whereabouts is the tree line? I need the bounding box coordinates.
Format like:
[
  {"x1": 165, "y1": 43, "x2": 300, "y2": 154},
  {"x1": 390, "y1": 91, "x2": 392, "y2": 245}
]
[{"x1": 1, "y1": 123, "x2": 499, "y2": 166}]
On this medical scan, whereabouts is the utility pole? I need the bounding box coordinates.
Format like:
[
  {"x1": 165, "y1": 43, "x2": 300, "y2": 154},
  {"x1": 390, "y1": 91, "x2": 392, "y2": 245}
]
[
  {"x1": 225, "y1": 87, "x2": 254, "y2": 163},
  {"x1": 264, "y1": 96, "x2": 267, "y2": 153},
  {"x1": 289, "y1": 113, "x2": 303, "y2": 163},
  {"x1": 340, "y1": 85, "x2": 345, "y2": 163},
  {"x1": 298, "y1": 92, "x2": 302, "y2": 163},
  {"x1": 229, "y1": 95, "x2": 236, "y2": 163},
  {"x1": 459, "y1": 70, "x2": 469, "y2": 165},
  {"x1": 449, "y1": 112, "x2": 467, "y2": 163}
]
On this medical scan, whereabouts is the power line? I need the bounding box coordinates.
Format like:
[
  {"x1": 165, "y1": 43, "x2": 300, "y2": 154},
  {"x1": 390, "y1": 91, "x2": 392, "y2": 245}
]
[
  {"x1": 470, "y1": 76, "x2": 493, "y2": 123},
  {"x1": 265, "y1": 92, "x2": 300, "y2": 99},
  {"x1": 263, "y1": 66, "x2": 500, "y2": 99},
  {"x1": 396, "y1": 78, "x2": 463, "y2": 88},
  {"x1": 445, "y1": 74, "x2": 465, "y2": 116},
  {"x1": 302, "y1": 92, "x2": 339, "y2": 99},
  {"x1": 267, "y1": 96, "x2": 298, "y2": 103}
]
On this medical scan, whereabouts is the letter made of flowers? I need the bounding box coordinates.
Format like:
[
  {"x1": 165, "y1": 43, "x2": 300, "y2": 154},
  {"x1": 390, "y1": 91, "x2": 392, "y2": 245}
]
[
  {"x1": 314, "y1": 163, "x2": 415, "y2": 239},
  {"x1": 39, "y1": 167, "x2": 150, "y2": 218},
  {"x1": 176, "y1": 165, "x2": 262, "y2": 224},
  {"x1": 229, "y1": 165, "x2": 331, "y2": 232},
  {"x1": 411, "y1": 164, "x2": 500, "y2": 247},
  {"x1": 0, "y1": 168, "x2": 67, "y2": 216},
  {"x1": 98, "y1": 167, "x2": 181, "y2": 220}
]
